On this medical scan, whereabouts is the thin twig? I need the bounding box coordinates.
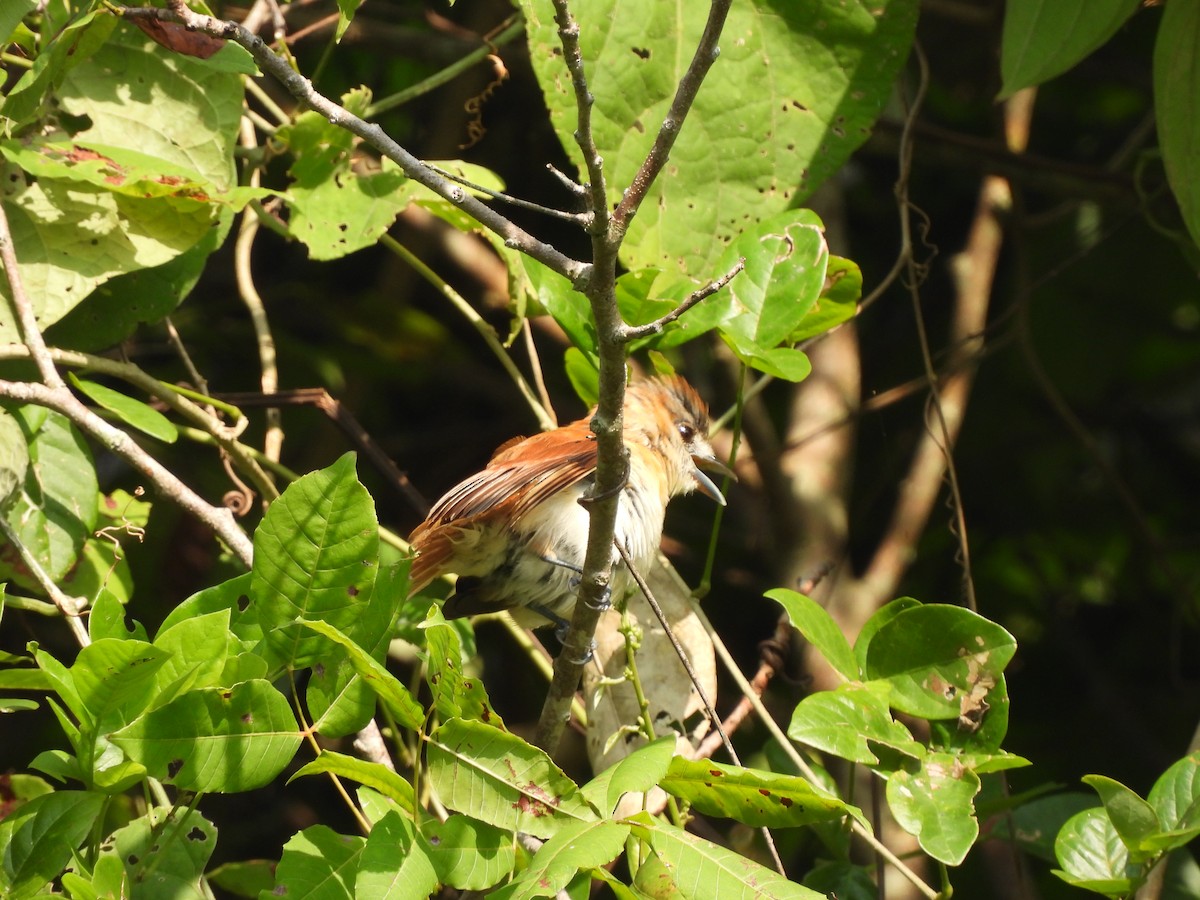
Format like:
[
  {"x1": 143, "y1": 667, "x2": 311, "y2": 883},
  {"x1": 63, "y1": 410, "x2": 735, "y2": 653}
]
[
  {"x1": 379, "y1": 234, "x2": 553, "y2": 432},
  {"x1": 0, "y1": 518, "x2": 89, "y2": 646},
  {"x1": 620, "y1": 257, "x2": 745, "y2": 342},
  {"x1": 235, "y1": 116, "x2": 284, "y2": 465},
  {"x1": 427, "y1": 164, "x2": 589, "y2": 226}
]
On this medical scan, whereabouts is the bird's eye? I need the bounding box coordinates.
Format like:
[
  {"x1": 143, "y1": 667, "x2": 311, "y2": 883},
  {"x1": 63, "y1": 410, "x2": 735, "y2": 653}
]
[{"x1": 677, "y1": 423, "x2": 696, "y2": 443}]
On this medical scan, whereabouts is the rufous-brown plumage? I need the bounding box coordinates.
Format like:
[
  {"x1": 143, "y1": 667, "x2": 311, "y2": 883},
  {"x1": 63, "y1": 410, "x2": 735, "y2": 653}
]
[{"x1": 407, "y1": 377, "x2": 731, "y2": 629}]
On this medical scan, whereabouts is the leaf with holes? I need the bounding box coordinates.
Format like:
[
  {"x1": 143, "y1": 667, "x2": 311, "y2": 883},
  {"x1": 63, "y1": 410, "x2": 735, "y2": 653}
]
[
  {"x1": 111, "y1": 679, "x2": 300, "y2": 793},
  {"x1": 427, "y1": 718, "x2": 597, "y2": 839}
]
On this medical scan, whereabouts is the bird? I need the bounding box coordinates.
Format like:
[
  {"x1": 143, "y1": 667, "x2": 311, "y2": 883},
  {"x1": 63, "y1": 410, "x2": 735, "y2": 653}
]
[{"x1": 406, "y1": 376, "x2": 732, "y2": 632}]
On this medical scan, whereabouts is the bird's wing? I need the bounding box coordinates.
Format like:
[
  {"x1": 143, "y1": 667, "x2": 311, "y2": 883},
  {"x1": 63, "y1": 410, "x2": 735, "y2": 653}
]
[{"x1": 407, "y1": 422, "x2": 598, "y2": 593}]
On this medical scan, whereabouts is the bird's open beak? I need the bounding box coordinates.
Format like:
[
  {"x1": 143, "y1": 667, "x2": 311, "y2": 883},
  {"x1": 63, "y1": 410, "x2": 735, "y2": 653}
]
[{"x1": 690, "y1": 453, "x2": 737, "y2": 506}]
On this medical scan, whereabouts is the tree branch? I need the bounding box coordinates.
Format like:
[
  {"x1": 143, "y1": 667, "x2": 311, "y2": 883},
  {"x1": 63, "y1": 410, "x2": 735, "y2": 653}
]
[
  {"x1": 119, "y1": 1, "x2": 590, "y2": 287},
  {"x1": 0, "y1": 199, "x2": 255, "y2": 568}
]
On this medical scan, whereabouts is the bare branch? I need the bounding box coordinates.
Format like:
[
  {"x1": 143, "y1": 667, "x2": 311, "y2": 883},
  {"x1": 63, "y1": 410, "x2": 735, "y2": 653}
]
[
  {"x1": 548, "y1": 0, "x2": 608, "y2": 232},
  {"x1": 620, "y1": 257, "x2": 745, "y2": 342},
  {"x1": 119, "y1": 2, "x2": 590, "y2": 287}
]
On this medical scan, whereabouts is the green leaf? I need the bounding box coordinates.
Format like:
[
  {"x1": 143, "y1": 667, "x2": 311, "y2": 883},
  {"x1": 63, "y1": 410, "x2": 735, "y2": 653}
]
[
  {"x1": 275, "y1": 91, "x2": 418, "y2": 261},
  {"x1": 0, "y1": 140, "x2": 269, "y2": 207},
  {"x1": 252, "y1": 452, "x2": 379, "y2": 668},
  {"x1": 500, "y1": 819, "x2": 630, "y2": 900},
  {"x1": 714, "y1": 210, "x2": 829, "y2": 351},
  {"x1": 68, "y1": 375, "x2": 177, "y2": 443},
  {"x1": 45, "y1": 207, "x2": 234, "y2": 352},
  {"x1": 1053, "y1": 807, "x2": 1133, "y2": 896},
  {"x1": 520, "y1": 0, "x2": 917, "y2": 277},
  {"x1": 158, "y1": 572, "x2": 261, "y2": 645},
  {"x1": 661, "y1": 757, "x2": 853, "y2": 828},
  {"x1": 152, "y1": 610, "x2": 238, "y2": 698},
  {"x1": 853, "y1": 596, "x2": 921, "y2": 675},
  {"x1": 791, "y1": 254, "x2": 860, "y2": 342},
  {"x1": 0, "y1": 406, "x2": 28, "y2": 508},
  {"x1": 564, "y1": 346, "x2": 600, "y2": 406},
  {"x1": 725, "y1": 343, "x2": 813, "y2": 382},
  {"x1": 207, "y1": 859, "x2": 277, "y2": 898},
  {"x1": 788, "y1": 682, "x2": 924, "y2": 766},
  {"x1": 1146, "y1": 752, "x2": 1200, "y2": 851},
  {"x1": 422, "y1": 606, "x2": 504, "y2": 729},
  {"x1": 581, "y1": 735, "x2": 675, "y2": 817},
  {"x1": 0, "y1": 2, "x2": 36, "y2": 49},
  {"x1": 111, "y1": 679, "x2": 301, "y2": 793},
  {"x1": 863, "y1": 603, "x2": 1016, "y2": 721},
  {"x1": 421, "y1": 815, "x2": 516, "y2": 891},
  {"x1": 86, "y1": 589, "x2": 142, "y2": 643},
  {"x1": 627, "y1": 813, "x2": 824, "y2": 899},
  {"x1": 270, "y1": 825, "x2": 364, "y2": 900},
  {"x1": 69, "y1": 638, "x2": 168, "y2": 729},
  {"x1": 1, "y1": 10, "x2": 116, "y2": 129},
  {"x1": 885, "y1": 752, "x2": 981, "y2": 866},
  {"x1": 1084, "y1": 775, "x2": 1161, "y2": 859},
  {"x1": 108, "y1": 806, "x2": 216, "y2": 898},
  {"x1": 300, "y1": 619, "x2": 425, "y2": 730},
  {"x1": 0, "y1": 790, "x2": 105, "y2": 900},
  {"x1": 427, "y1": 717, "x2": 597, "y2": 839},
  {"x1": 308, "y1": 562, "x2": 403, "y2": 737},
  {"x1": 290, "y1": 749, "x2": 416, "y2": 815},
  {"x1": 766, "y1": 588, "x2": 857, "y2": 680},
  {"x1": 357, "y1": 811, "x2": 439, "y2": 900},
  {"x1": 1155, "y1": 0, "x2": 1200, "y2": 251},
  {"x1": 0, "y1": 408, "x2": 98, "y2": 589},
  {"x1": 999, "y1": 0, "x2": 1140, "y2": 98},
  {"x1": 58, "y1": 22, "x2": 243, "y2": 191}
]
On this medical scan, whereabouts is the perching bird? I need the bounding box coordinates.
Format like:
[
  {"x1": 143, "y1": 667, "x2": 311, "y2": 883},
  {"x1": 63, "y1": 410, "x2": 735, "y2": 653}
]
[{"x1": 406, "y1": 376, "x2": 732, "y2": 631}]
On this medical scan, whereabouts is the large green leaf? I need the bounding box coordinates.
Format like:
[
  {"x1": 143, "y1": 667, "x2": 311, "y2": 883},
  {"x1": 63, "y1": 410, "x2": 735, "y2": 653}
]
[
  {"x1": 627, "y1": 813, "x2": 823, "y2": 899},
  {"x1": 252, "y1": 452, "x2": 379, "y2": 668},
  {"x1": 0, "y1": 406, "x2": 28, "y2": 509},
  {"x1": 999, "y1": 0, "x2": 1140, "y2": 98},
  {"x1": 1147, "y1": 752, "x2": 1200, "y2": 851},
  {"x1": 290, "y1": 749, "x2": 416, "y2": 815},
  {"x1": 581, "y1": 735, "x2": 675, "y2": 817},
  {"x1": 107, "y1": 807, "x2": 217, "y2": 900},
  {"x1": 886, "y1": 752, "x2": 981, "y2": 866},
  {"x1": 270, "y1": 825, "x2": 364, "y2": 900},
  {"x1": 661, "y1": 757, "x2": 852, "y2": 829},
  {"x1": 862, "y1": 603, "x2": 1016, "y2": 721},
  {"x1": 1155, "y1": 0, "x2": 1200, "y2": 251},
  {"x1": 421, "y1": 815, "x2": 516, "y2": 891},
  {"x1": 427, "y1": 717, "x2": 597, "y2": 839},
  {"x1": 1053, "y1": 807, "x2": 1133, "y2": 896},
  {"x1": 0, "y1": 790, "x2": 105, "y2": 900},
  {"x1": 357, "y1": 811, "x2": 439, "y2": 900},
  {"x1": 300, "y1": 619, "x2": 424, "y2": 731},
  {"x1": 1083, "y1": 775, "x2": 1161, "y2": 861},
  {"x1": 69, "y1": 638, "x2": 168, "y2": 730},
  {"x1": 495, "y1": 819, "x2": 630, "y2": 900},
  {"x1": 111, "y1": 679, "x2": 301, "y2": 793},
  {"x1": 520, "y1": 0, "x2": 917, "y2": 277},
  {"x1": 788, "y1": 682, "x2": 924, "y2": 766},
  {"x1": 0, "y1": 20, "x2": 244, "y2": 340},
  {"x1": 767, "y1": 588, "x2": 857, "y2": 681},
  {"x1": 422, "y1": 607, "x2": 503, "y2": 729},
  {"x1": 0, "y1": 407, "x2": 97, "y2": 589}
]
